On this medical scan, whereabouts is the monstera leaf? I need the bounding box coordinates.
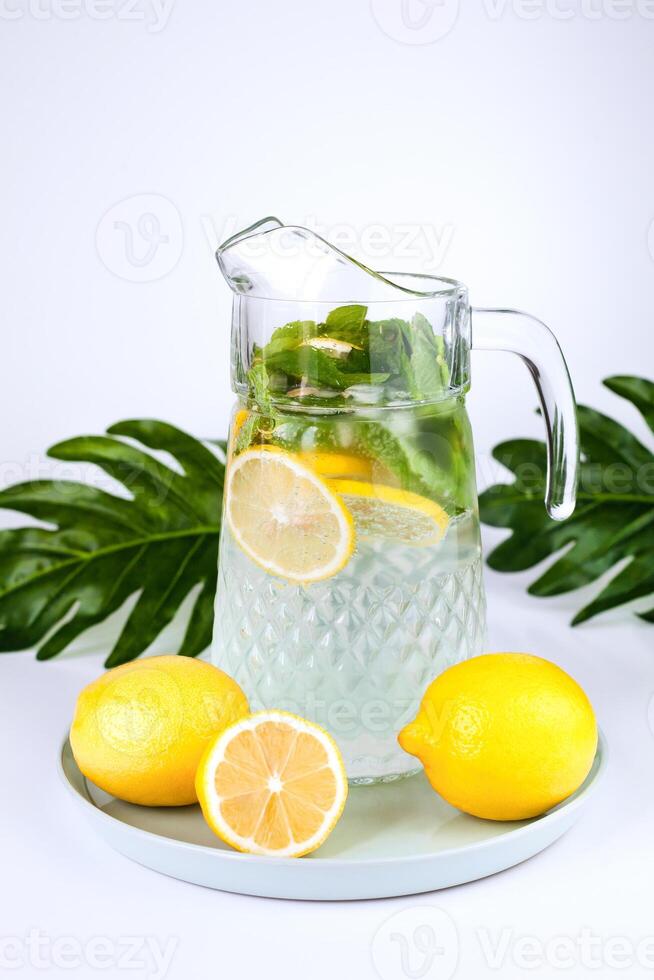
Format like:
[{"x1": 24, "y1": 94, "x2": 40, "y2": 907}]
[
  {"x1": 480, "y1": 376, "x2": 654, "y2": 625},
  {"x1": 1, "y1": 376, "x2": 651, "y2": 666},
  {"x1": 0, "y1": 420, "x2": 224, "y2": 665}
]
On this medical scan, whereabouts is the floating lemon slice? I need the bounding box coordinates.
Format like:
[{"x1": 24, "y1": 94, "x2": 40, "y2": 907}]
[
  {"x1": 301, "y1": 336, "x2": 361, "y2": 357},
  {"x1": 226, "y1": 447, "x2": 355, "y2": 582},
  {"x1": 299, "y1": 450, "x2": 374, "y2": 481},
  {"x1": 196, "y1": 710, "x2": 348, "y2": 858},
  {"x1": 327, "y1": 479, "x2": 449, "y2": 547},
  {"x1": 232, "y1": 408, "x2": 250, "y2": 438},
  {"x1": 299, "y1": 450, "x2": 399, "y2": 486},
  {"x1": 228, "y1": 408, "x2": 251, "y2": 455}
]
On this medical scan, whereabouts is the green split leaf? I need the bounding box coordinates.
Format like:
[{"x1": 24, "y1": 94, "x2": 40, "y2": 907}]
[
  {"x1": 0, "y1": 420, "x2": 224, "y2": 665},
  {"x1": 479, "y1": 376, "x2": 654, "y2": 625},
  {"x1": 5, "y1": 333, "x2": 648, "y2": 670}
]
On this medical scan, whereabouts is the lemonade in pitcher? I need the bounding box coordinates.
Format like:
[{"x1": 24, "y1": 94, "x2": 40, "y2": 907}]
[{"x1": 212, "y1": 219, "x2": 578, "y2": 783}]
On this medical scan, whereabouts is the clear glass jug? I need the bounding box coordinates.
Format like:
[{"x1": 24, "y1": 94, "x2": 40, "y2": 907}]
[{"x1": 211, "y1": 218, "x2": 578, "y2": 783}]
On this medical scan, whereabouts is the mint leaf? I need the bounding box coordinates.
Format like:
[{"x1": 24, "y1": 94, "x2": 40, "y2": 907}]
[
  {"x1": 320, "y1": 304, "x2": 368, "y2": 346},
  {"x1": 249, "y1": 362, "x2": 273, "y2": 411},
  {"x1": 410, "y1": 312, "x2": 449, "y2": 394},
  {"x1": 355, "y1": 404, "x2": 472, "y2": 511},
  {"x1": 264, "y1": 346, "x2": 348, "y2": 390},
  {"x1": 407, "y1": 326, "x2": 447, "y2": 400},
  {"x1": 259, "y1": 320, "x2": 317, "y2": 358},
  {"x1": 367, "y1": 319, "x2": 407, "y2": 376},
  {"x1": 246, "y1": 306, "x2": 449, "y2": 406},
  {"x1": 238, "y1": 306, "x2": 463, "y2": 511}
]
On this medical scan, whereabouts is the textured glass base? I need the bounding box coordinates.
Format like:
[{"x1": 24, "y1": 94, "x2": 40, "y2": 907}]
[{"x1": 213, "y1": 520, "x2": 486, "y2": 782}]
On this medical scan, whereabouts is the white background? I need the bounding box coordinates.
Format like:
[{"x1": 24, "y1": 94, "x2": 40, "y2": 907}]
[{"x1": 1, "y1": 1, "x2": 654, "y2": 979}]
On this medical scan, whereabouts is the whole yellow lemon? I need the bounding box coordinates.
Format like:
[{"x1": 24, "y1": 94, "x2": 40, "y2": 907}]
[
  {"x1": 399, "y1": 653, "x2": 598, "y2": 821},
  {"x1": 70, "y1": 655, "x2": 249, "y2": 806}
]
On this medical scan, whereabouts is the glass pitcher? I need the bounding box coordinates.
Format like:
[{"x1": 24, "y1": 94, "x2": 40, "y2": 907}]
[{"x1": 211, "y1": 218, "x2": 578, "y2": 784}]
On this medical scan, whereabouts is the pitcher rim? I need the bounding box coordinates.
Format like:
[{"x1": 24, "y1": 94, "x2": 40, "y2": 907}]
[
  {"x1": 216, "y1": 217, "x2": 466, "y2": 301},
  {"x1": 222, "y1": 271, "x2": 467, "y2": 305}
]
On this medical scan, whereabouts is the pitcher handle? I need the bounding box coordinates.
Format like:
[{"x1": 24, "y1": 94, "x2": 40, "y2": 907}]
[{"x1": 471, "y1": 308, "x2": 579, "y2": 521}]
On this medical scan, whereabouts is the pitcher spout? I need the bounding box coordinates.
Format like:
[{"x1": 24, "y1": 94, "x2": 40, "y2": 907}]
[{"x1": 216, "y1": 216, "x2": 445, "y2": 303}]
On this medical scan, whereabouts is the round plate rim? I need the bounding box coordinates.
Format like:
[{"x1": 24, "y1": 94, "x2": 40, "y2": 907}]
[{"x1": 58, "y1": 729, "x2": 607, "y2": 871}]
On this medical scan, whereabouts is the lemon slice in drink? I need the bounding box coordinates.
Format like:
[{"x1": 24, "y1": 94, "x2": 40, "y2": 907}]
[
  {"x1": 227, "y1": 408, "x2": 250, "y2": 455},
  {"x1": 232, "y1": 408, "x2": 250, "y2": 438},
  {"x1": 299, "y1": 450, "x2": 399, "y2": 486},
  {"x1": 299, "y1": 450, "x2": 374, "y2": 481},
  {"x1": 301, "y1": 337, "x2": 361, "y2": 357},
  {"x1": 327, "y1": 479, "x2": 449, "y2": 547},
  {"x1": 196, "y1": 710, "x2": 348, "y2": 857},
  {"x1": 226, "y1": 447, "x2": 355, "y2": 583}
]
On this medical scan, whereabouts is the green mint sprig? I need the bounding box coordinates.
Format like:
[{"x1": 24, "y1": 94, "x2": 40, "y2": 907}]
[{"x1": 246, "y1": 305, "x2": 450, "y2": 404}]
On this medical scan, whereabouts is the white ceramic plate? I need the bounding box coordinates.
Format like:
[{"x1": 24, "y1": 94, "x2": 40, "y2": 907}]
[{"x1": 59, "y1": 733, "x2": 606, "y2": 901}]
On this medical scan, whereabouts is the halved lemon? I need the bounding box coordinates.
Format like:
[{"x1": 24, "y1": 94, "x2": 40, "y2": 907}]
[
  {"x1": 195, "y1": 711, "x2": 348, "y2": 857},
  {"x1": 327, "y1": 479, "x2": 449, "y2": 547},
  {"x1": 226, "y1": 447, "x2": 355, "y2": 582}
]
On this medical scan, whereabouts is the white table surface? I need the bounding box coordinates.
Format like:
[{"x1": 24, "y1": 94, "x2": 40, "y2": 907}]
[{"x1": 2, "y1": 533, "x2": 653, "y2": 980}]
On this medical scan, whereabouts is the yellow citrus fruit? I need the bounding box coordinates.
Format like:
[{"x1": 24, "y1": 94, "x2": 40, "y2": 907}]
[
  {"x1": 227, "y1": 408, "x2": 250, "y2": 455},
  {"x1": 328, "y1": 479, "x2": 449, "y2": 546},
  {"x1": 301, "y1": 336, "x2": 361, "y2": 357},
  {"x1": 226, "y1": 447, "x2": 355, "y2": 583},
  {"x1": 299, "y1": 450, "x2": 374, "y2": 481},
  {"x1": 196, "y1": 710, "x2": 348, "y2": 857},
  {"x1": 232, "y1": 408, "x2": 250, "y2": 439},
  {"x1": 399, "y1": 653, "x2": 598, "y2": 821},
  {"x1": 70, "y1": 656, "x2": 249, "y2": 806},
  {"x1": 299, "y1": 450, "x2": 398, "y2": 486}
]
